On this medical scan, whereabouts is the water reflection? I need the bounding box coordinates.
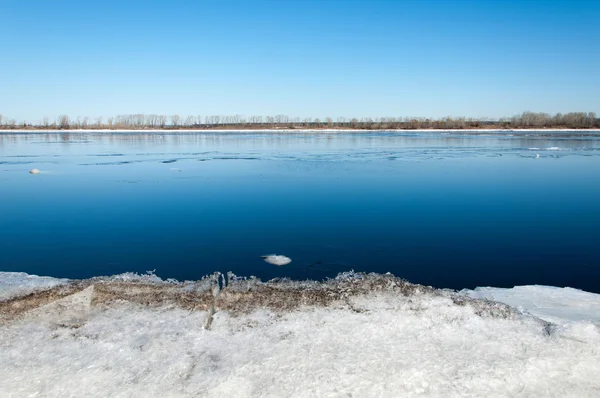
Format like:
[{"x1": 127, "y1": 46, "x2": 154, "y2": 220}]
[{"x1": 1, "y1": 131, "x2": 600, "y2": 161}]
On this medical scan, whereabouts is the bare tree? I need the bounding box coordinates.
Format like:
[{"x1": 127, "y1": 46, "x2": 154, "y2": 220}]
[
  {"x1": 0, "y1": 110, "x2": 597, "y2": 131},
  {"x1": 58, "y1": 115, "x2": 70, "y2": 129},
  {"x1": 274, "y1": 114, "x2": 289, "y2": 125}
]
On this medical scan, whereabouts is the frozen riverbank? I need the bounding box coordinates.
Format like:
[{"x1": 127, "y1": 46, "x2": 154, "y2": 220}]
[{"x1": 1, "y1": 272, "x2": 599, "y2": 397}]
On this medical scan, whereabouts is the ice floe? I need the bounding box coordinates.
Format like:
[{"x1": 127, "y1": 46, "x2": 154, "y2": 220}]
[{"x1": 261, "y1": 254, "x2": 292, "y2": 266}]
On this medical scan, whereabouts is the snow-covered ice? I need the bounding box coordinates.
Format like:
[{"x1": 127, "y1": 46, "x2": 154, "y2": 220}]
[
  {"x1": 0, "y1": 272, "x2": 68, "y2": 301},
  {"x1": 1, "y1": 272, "x2": 599, "y2": 397},
  {"x1": 461, "y1": 285, "x2": 600, "y2": 325}
]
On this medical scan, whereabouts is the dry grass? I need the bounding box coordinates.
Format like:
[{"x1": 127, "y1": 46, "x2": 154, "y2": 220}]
[{"x1": 0, "y1": 272, "x2": 520, "y2": 322}]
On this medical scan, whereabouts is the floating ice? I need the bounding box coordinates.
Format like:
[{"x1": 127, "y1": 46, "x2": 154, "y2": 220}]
[{"x1": 261, "y1": 254, "x2": 292, "y2": 266}]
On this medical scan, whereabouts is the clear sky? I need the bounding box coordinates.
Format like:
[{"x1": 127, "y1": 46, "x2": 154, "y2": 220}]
[{"x1": 1, "y1": 0, "x2": 598, "y2": 122}]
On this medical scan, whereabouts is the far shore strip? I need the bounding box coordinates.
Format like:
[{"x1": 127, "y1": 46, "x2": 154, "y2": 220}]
[{"x1": 2, "y1": 128, "x2": 600, "y2": 133}]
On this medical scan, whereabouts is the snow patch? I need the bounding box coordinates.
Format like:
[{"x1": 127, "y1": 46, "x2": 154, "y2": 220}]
[
  {"x1": 0, "y1": 272, "x2": 69, "y2": 301},
  {"x1": 101, "y1": 271, "x2": 166, "y2": 284},
  {"x1": 22, "y1": 285, "x2": 95, "y2": 327},
  {"x1": 461, "y1": 285, "x2": 600, "y2": 325}
]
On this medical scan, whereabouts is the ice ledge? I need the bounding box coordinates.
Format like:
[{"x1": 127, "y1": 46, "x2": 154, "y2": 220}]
[
  {"x1": 461, "y1": 285, "x2": 600, "y2": 325},
  {"x1": 0, "y1": 272, "x2": 69, "y2": 301},
  {"x1": 3, "y1": 271, "x2": 600, "y2": 325}
]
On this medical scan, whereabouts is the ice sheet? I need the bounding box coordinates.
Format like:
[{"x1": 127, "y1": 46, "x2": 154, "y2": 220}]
[
  {"x1": 0, "y1": 272, "x2": 68, "y2": 301},
  {"x1": 461, "y1": 285, "x2": 600, "y2": 325},
  {"x1": 1, "y1": 273, "x2": 599, "y2": 397}
]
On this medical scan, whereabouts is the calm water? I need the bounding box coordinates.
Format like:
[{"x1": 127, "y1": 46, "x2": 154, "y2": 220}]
[{"x1": 1, "y1": 131, "x2": 599, "y2": 292}]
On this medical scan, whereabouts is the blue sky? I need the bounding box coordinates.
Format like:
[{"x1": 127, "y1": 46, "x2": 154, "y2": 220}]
[{"x1": 0, "y1": 0, "x2": 598, "y2": 122}]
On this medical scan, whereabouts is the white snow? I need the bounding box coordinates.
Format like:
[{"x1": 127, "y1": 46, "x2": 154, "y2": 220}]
[
  {"x1": 529, "y1": 146, "x2": 568, "y2": 152},
  {"x1": 103, "y1": 271, "x2": 165, "y2": 283},
  {"x1": 461, "y1": 285, "x2": 600, "y2": 325},
  {"x1": 1, "y1": 274, "x2": 600, "y2": 397},
  {"x1": 0, "y1": 272, "x2": 68, "y2": 301}
]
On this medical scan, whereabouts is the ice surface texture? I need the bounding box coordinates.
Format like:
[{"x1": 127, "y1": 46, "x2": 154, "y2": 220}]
[
  {"x1": 0, "y1": 272, "x2": 68, "y2": 301},
  {"x1": 1, "y1": 272, "x2": 599, "y2": 397},
  {"x1": 462, "y1": 285, "x2": 600, "y2": 325}
]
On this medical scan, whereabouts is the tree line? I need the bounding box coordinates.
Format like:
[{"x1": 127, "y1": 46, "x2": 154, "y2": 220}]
[{"x1": 0, "y1": 112, "x2": 598, "y2": 130}]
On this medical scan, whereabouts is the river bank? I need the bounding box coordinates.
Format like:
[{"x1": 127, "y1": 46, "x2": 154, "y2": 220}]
[{"x1": 1, "y1": 271, "x2": 599, "y2": 397}]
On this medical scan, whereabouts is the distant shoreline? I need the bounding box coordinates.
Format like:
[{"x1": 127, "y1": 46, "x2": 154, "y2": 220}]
[{"x1": 2, "y1": 128, "x2": 600, "y2": 134}]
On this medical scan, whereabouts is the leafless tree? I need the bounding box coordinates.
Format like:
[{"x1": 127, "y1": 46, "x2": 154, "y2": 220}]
[
  {"x1": 58, "y1": 115, "x2": 70, "y2": 129},
  {"x1": 0, "y1": 111, "x2": 597, "y2": 130}
]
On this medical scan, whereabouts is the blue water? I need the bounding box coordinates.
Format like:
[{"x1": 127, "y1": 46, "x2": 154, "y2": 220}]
[{"x1": 1, "y1": 131, "x2": 599, "y2": 292}]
